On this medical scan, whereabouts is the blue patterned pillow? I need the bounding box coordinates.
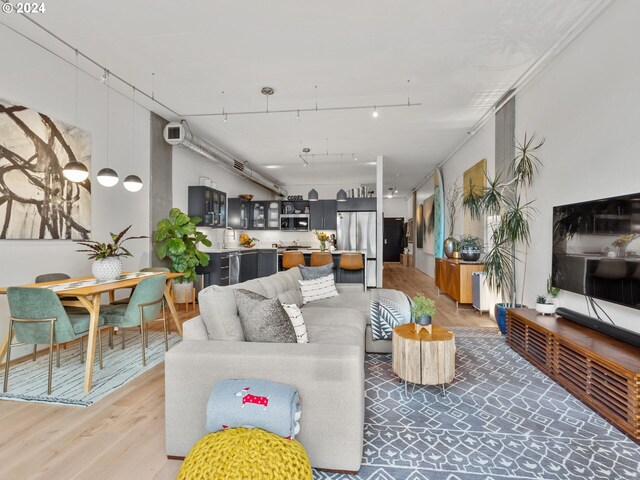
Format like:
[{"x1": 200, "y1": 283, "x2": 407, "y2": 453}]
[{"x1": 298, "y1": 263, "x2": 334, "y2": 280}]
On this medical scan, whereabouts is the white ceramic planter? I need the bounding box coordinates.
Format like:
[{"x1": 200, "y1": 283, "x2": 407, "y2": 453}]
[
  {"x1": 92, "y1": 257, "x2": 123, "y2": 281},
  {"x1": 173, "y1": 281, "x2": 194, "y2": 303},
  {"x1": 535, "y1": 302, "x2": 556, "y2": 315}
]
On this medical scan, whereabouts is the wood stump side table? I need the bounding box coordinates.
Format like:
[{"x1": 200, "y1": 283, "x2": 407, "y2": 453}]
[{"x1": 392, "y1": 323, "x2": 456, "y2": 396}]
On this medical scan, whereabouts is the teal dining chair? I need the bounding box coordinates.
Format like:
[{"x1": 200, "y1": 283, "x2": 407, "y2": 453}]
[
  {"x1": 110, "y1": 267, "x2": 171, "y2": 306},
  {"x1": 4, "y1": 287, "x2": 107, "y2": 395},
  {"x1": 100, "y1": 274, "x2": 168, "y2": 366}
]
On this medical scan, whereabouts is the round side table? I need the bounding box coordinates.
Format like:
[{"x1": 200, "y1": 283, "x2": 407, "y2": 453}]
[{"x1": 392, "y1": 323, "x2": 456, "y2": 396}]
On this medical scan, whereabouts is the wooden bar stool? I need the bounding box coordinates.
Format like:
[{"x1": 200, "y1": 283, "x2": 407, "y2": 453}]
[
  {"x1": 282, "y1": 251, "x2": 306, "y2": 270},
  {"x1": 339, "y1": 252, "x2": 364, "y2": 271},
  {"x1": 310, "y1": 252, "x2": 333, "y2": 267}
]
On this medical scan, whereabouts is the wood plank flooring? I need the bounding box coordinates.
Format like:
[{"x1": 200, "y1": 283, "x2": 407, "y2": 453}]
[{"x1": 0, "y1": 264, "x2": 494, "y2": 479}]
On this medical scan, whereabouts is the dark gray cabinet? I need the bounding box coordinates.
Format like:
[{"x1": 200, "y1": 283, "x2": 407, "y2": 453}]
[
  {"x1": 196, "y1": 252, "x2": 231, "y2": 288},
  {"x1": 239, "y1": 250, "x2": 258, "y2": 282},
  {"x1": 337, "y1": 197, "x2": 376, "y2": 212},
  {"x1": 228, "y1": 198, "x2": 250, "y2": 229},
  {"x1": 310, "y1": 200, "x2": 337, "y2": 230},
  {"x1": 258, "y1": 249, "x2": 277, "y2": 277},
  {"x1": 188, "y1": 186, "x2": 227, "y2": 228}
]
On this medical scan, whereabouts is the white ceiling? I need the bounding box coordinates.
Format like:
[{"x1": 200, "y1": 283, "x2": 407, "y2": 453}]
[{"x1": 4, "y1": 0, "x2": 603, "y2": 196}]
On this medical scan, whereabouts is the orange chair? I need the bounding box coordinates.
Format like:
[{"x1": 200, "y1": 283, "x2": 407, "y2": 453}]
[
  {"x1": 310, "y1": 252, "x2": 333, "y2": 267},
  {"x1": 339, "y1": 252, "x2": 364, "y2": 271},
  {"x1": 282, "y1": 251, "x2": 306, "y2": 270}
]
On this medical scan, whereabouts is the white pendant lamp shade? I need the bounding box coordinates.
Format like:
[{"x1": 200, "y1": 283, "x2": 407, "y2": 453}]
[
  {"x1": 96, "y1": 167, "x2": 119, "y2": 187},
  {"x1": 62, "y1": 161, "x2": 89, "y2": 182},
  {"x1": 123, "y1": 174, "x2": 143, "y2": 192},
  {"x1": 308, "y1": 188, "x2": 319, "y2": 201},
  {"x1": 336, "y1": 189, "x2": 347, "y2": 202}
]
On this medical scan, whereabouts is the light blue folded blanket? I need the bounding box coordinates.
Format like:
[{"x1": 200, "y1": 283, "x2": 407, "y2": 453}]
[{"x1": 206, "y1": 379, "x2": 301, "y2": 439}]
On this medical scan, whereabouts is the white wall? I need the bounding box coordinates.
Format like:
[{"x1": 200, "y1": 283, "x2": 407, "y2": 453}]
[
  {"x1": 414, "y1": 120, "x2": 495, "y2": 277},
  {"x1": 383, "y1": 198, "x2": 406, "y2": 219},
  {"x1": 0, "y1": 28, "x2": 151, "y2": 357},
  {"x1": 516, "y1": 0, "x2": 640, "y2": 332}
]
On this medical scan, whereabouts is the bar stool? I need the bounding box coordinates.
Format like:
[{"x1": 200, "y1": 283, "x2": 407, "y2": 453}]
[
  {"x1": 592, "y1": 259, "x2": 627, "y2": 303},
  {"x1": 339, "y1": 252, "x2": 364, "y2": 271},
  {"x1": 310, "y1": 252, "x2": 333, "y2": 267},
  {"x1": 282, "y1": 251, "x2": 306, "y2": 270}
]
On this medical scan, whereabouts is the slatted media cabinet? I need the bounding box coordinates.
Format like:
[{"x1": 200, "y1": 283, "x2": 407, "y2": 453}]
[{"x1": 507, "y1": 309, "x2": 640, "y2": 442}]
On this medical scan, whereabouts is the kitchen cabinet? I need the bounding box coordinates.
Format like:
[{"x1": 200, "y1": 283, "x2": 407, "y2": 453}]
[
  {"x1": 336, "y1": 197, "x2": 376, "y2": 212},
  {"x1": 196, "y1": 252, "x2": 233, "y2": 288},
  {"x1": 239, "y1": 250, "x2": 259, "y2": 282},
  {"x1": 435, "y1": 258, "x2": 484, "y2": 307},
  {"x1": 258, "y1": 249, "x2": 277, "y2": 277},
  {"x1": 265, "y1": 201, "x2": 280, "y2": 230},
  {"x1": 188, "y1": 186, "x2": 227, "y2": 228},
  {"x1": 250, "y1": 202, "x2": 266, "y2": 229},
  {"x1": 228, "y1": 198, "x2": 250, "y2": 229},
  {"x1": 310, "y1": 200, "x2": 337, "y2": 230}
]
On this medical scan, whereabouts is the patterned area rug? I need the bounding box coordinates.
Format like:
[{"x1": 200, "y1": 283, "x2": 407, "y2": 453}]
[
  {"x1": 315, "y1": 327, "x2": 640, "y2": 480},
  {"x1": 0, "y1": 330, "x2": 181, "y2": 406}
]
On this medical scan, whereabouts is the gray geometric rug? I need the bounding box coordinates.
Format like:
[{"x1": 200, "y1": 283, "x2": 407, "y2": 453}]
[
  {"x1": 0, "y1": 330, "x2": 181, "y2": 407},
  {"x1": 315, "y1": 327, "x2": 640, "y2": 480}
]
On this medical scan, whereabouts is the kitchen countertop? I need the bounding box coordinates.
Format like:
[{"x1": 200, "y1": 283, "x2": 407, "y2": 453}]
[
  {"x1": 199, "y1": 246, "x2": 277, "y2": 253},
  {"x1": 277, "y1": 249, "x2": 367, "y2": 255}
]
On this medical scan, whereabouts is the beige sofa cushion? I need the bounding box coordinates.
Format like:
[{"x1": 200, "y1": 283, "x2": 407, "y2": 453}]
[
  {"x1": 198, "y1": 279, "x2": 266, "y2": 341},
  {"x1": 258, "y1": 267, "x2": 304, "y2": 306},
  {"x1": 305, "y1": 291, "x2": 371, "y2": 324}
]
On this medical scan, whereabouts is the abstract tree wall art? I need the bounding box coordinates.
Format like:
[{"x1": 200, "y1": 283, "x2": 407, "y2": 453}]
[{"x1": 0, "y1": 98, "x2": 91, "y2": 239}]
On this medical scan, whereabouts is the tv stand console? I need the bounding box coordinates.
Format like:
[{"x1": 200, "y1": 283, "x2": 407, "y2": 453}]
[{"x1": 507, "y1": 308, "x2": 640, "y2": 442}]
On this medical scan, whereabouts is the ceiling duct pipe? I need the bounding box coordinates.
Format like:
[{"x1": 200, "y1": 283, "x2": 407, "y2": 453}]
[{"x1": 163, "y1": 120, "x2": 287, "y2": 198}]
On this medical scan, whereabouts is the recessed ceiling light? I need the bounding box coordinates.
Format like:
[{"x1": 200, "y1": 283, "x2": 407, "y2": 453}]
[
  {"x1": 366, "y1": 161, "x2": 376, "y2": 165},
  {"x1": 265, "y1": 165, "x2": 281, "y2": 169},
  {"x1": 302, "y1": 147, "x2": 311, "y2": 153},
  {"x1": 261, "y1": 86, "x2": 275, "y2": 96},
  {"x1": 372, "y1": 106, "x2": 378, "y2": 118}
]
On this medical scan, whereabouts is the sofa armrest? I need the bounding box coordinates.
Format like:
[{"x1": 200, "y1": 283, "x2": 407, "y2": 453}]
[
  {"x1": 165, "y1": 340, "x2": 364, "y2": 471},
  {"x1": 182, "y1": 315, "x2": 208, "y2": 341},
  {"x1": 336, "y1": 283, "x2": 365, "y2": 294}
]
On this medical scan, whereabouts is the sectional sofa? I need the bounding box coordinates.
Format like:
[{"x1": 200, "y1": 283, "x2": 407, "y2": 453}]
[{"x1": 165, "y1": 266, "x2": 388, "y2": 472}]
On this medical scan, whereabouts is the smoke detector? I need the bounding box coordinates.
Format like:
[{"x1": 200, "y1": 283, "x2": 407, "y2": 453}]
[
  {"x1": 302, "y1": 147, "x2": 311, "y2": 153},
  {"x1": 261, "y1": 87, "x2": 275, "y2": 96}
]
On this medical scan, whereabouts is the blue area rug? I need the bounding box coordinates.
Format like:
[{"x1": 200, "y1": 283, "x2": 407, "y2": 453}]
[
  {"x1": 315, "y1": 327, "x2": 640, "y2": 479},
  {"x1": 0, "y1": 330, "x2": 181, "y2": 406}
]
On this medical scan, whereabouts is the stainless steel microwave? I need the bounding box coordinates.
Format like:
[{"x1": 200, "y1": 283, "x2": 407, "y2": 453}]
[{"x1": 280, "y1": 214, "x2": 310, "y2": 231}]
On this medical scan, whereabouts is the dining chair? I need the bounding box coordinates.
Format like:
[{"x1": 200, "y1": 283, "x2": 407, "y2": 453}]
[
  {"x1": 100, "y1": 275, "x2": 168, "y2": 366},
  {"x1": 110, "y1": 267, "x2": 171, "y2": 305},
  {"x1": 4, "y1": 287, "x2": 107, "y2": 395}
]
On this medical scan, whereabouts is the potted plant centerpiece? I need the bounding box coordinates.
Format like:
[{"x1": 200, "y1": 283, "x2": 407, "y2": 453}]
[
  {"x1": 463, "y1": 133, "x2": 545, "y2": 334},
  {"x1": 411, "y1": 293, "x2": 436, "y2": 333},
  {"x1": 313, "y1": 230, "x2": 331, "y2": 251},
  {"x1": 75, "y1": 225, "x2": 147, "y2": 281},
  {"x1": 535, "y1": 295, "x2": 556, "y2": 315},
  {"x1": 154, "y1": 208, "x2": 212, "y2": 302},
  {"x1": 458, "y1": 234, "x2": 482, "y2": 262}
]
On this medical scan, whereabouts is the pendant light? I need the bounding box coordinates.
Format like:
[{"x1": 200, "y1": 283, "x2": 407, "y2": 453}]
[
  {"x1": 63, "y1": 50, "x2": 89, "y2": 183},
  {"x1": 97, "y1": 70, "x2": 119, "y2": 187},
  {"x1": 123, "y1": 86, "x2": 143, "y2": 192},
  {"x1": 336, "y1": 189, "x2": 348, "y2": 202},
  {"x1": 308, "y1": 189, "x2": 319, "y2": 201}
]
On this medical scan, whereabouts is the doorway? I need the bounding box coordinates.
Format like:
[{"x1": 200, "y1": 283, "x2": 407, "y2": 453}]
[{"x1": 383, "y1": 217, "x2": 404, "y2": 262}]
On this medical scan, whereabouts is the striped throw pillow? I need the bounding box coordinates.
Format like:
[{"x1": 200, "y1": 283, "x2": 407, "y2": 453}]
[
  {"x1": 281, "y1": 303, "x2": 309, "y2": 343},
  {"x1": 299, "y1": 274, "x2": 339, "y2": 305}
]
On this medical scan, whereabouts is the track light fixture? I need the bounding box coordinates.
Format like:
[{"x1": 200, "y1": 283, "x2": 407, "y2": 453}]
[{"x1": 372, "y1": 105, "x2": 378, "y2": 118}]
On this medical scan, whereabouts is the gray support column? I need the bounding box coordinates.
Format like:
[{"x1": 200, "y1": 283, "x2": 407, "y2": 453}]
[{"x1": 149, "y1": 113, "x2": 172, "y2": 267}]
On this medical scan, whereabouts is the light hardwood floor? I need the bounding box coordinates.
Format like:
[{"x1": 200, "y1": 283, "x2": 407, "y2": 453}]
[{"x1": 0, "y1": 263, "x2": 495, "y2": 479}]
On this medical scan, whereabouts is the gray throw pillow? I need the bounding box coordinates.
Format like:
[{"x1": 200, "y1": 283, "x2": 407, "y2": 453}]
[
  {"x1": 299, "y1": 263, "x2": 334, "y2": 280},
  {"x1": 233, "y1": 289, "x2": 296, "y2": 343}
]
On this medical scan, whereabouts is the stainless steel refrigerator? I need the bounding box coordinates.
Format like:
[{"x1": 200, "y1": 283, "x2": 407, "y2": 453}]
[{"x1": 336, "y1": 211, "x2": 377, "y2": 287}]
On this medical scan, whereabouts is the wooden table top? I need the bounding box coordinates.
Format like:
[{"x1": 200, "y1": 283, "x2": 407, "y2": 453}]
[
  {"x1": 0, "y1": 272, "x2": 182, "y2": 296},
  {"x1": 393, "y1": 323, "x2": 454, "y2": 342}
]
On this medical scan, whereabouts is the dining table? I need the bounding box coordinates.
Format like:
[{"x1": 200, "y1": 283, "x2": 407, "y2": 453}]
[{"x1": 0, "y1": 271, "x2": 184, "y2": 393}]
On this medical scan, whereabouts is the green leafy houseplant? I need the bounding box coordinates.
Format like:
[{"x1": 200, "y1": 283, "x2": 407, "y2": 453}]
[
  {"x1": 75, "y1": 225, "x2": 146, "y2": 259},
  {"x1": 458, "y1": 234, "x2": 481, "y2": 250},
  {"x1": 154, "y1": 208, "x2": 212, "y2": 283},
  {"x1": 547, "y1": 275, "x2": 560, "y2": 299},
  {"x1": 411, "y1": 293, "x2": 436, "y2": 325}
]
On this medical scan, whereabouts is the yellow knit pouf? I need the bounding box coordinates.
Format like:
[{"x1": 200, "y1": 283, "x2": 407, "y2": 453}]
[{"x1": 177, "y1": 428, "x2": 312, "y2": 480}]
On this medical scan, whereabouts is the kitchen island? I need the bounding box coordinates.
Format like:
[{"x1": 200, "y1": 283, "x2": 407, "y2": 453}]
[{"x1": 277, "y1": 250, "x2": 367, "y2": 285}]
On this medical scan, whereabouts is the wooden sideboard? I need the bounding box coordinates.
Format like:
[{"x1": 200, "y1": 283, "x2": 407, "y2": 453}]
[
  {"x1": 435, "y1": 258, "x2": 484, "y2": 308},
  {"x1": 507, "y1": 308, "x2": 640, "y2": 442}
]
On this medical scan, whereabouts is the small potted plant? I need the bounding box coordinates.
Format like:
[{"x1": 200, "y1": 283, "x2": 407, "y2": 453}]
[
  {"x1": 535, "y1": 295, "x2": 556, "y2": 315},
  {"x1": 411, "y1": 293, "x2": 436, "y2": 331},
  {"x1": 154, "y1": 208, "x2": 212, "y2": 302},
  {"x1": 547, "y1": 275, "x2": 560, "y2": 307},
  {"x1": 75, "y1": 225, "x2": 147, "y2": 281},
  {"x1": 458, "y1": 234, "x2": 482, "y2": 261}
]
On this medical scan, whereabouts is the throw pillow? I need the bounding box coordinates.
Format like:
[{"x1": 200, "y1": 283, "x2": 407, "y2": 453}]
[
  {"x1": 298, "y1": 263, "x2": 334, "y2": 281},
  {"x1": 233, "y1": 289, "x2": 296, "y2": 343},
  {"x1": 281, "y1": 303, "x2": 309, "y2": 343},
  {"x1": 298, "y1": 274, "x2": 339, "y2": 305}
]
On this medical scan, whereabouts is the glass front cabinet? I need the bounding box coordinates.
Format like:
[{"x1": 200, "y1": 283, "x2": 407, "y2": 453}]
[{"x1": 188, "y1": 186, "x2": 227, "y2": 228}]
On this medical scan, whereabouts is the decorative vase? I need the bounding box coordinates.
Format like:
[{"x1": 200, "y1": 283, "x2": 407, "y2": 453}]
[
  {"x1": 461, "y1": 247, "x2": 481, "y2": 262},
  {"x1": 319, "y1": 240, "x2": 327, "y2": 252},
  {"x1": 173, "y1": 281, "x2": 194, "y2": 304},
  {"x1": 495, "y1": 303, "x2": 527, "y2": 335},
  {"x1": 92, "y1": 257, "x2": 123, "y2": 281},
  {"x1": 443, "y1": 237, "x2": 457, "y2": 258}
]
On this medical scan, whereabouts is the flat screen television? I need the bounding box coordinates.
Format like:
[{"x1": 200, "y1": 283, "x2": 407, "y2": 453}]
[{"x1": 552, "y1": 192, "x2": 640, "y2": 310}]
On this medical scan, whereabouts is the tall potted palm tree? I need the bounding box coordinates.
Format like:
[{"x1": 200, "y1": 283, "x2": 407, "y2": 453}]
[{"x1": 463, "y1": 133, "x2": 545, "y2": 334}]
